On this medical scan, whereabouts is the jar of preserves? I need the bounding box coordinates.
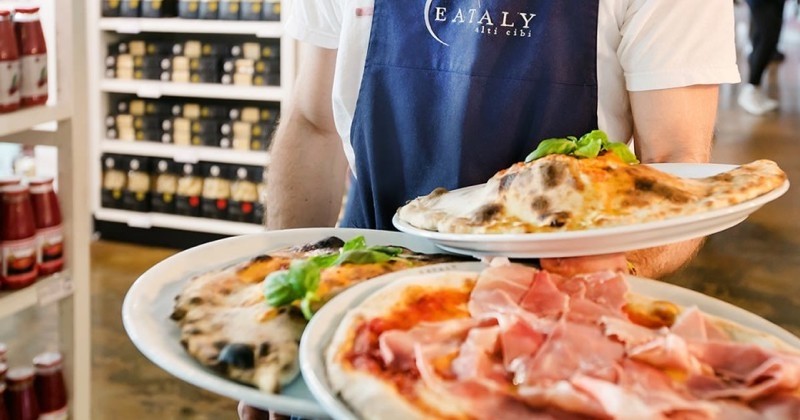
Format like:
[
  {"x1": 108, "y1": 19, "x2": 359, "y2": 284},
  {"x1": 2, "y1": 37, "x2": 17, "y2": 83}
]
[
  {"x1": 13, "y1": 7, "x2": 47, "y2": 107},
  {"x1": 0, "y1": 382, "x2": 9, "y2": 420},
  {"x1": 0, "y1": 185, "x2": 38, "y2": 289},
  {"x1": 5, "y1": 367, "x2": 39, "y2": 420},
  {"x1": 28, "y1": 177, "x2": 64, "y2": 275},
  {"x1": 33, "y1": 352, "x2": 68, "y2": 420},
  {"x1": 0, "y1": 9, "x2": 20, "y2": 113}
]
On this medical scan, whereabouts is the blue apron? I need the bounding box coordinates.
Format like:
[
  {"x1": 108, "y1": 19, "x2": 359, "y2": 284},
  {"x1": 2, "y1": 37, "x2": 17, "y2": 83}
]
[{"x1": 341, "y1": 0, "x2": 599, "y2": 229}]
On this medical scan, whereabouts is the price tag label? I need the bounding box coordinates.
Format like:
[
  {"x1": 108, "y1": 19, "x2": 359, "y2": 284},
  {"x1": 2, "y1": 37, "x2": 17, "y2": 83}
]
[
  {"x1": 37, "y1": 275, "x2": 74, "y2": 307},
  {"x1": 116, "y1": 22, "x2": 142, "y2": 35},
  {"x1": 137, "y1": 86, "x2": 162, "y2": 99},
  {"x1": 127, "y1": 214, "x2": 153, "y2": 229},
  {"x1": 173, "y1": 151, "x2": 199, "y2": 164}
]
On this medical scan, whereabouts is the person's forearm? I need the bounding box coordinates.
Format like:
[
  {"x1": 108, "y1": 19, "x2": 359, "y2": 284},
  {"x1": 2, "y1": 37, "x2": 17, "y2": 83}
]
[
  {"x1": 626, "y1": 238, "x2": 704, "y2": 279},
  {"x1": 265, "y1": 112, "x2": 348, "y2": 229}
]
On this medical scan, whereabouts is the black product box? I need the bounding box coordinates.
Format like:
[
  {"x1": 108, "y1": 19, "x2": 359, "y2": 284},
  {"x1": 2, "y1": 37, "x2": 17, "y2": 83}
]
[
  {"x1": 191, "y1": 119, "x2": 224, "y2": 136},
  {"x1": 199, "y1": 104, "x2": 229, "y2": 119},
  {"x1": 259, "y1": 43, "x2": 280, "y2": 59},
  {"x1": 133, "y1": 129, "x2": 162, "y2": 141},
  {"x1": 101, "y1": 154, "x2": 127, "y2": 209},
  {"x1": 190, "y1": 57, "x2": 220, "y2": 72},
  {"x1": 175, "y1": 162, "x2": 202, "y2": 217},
  {"x1": 120, "y1": 0, "x2": 141, "y2": 17},
  {"x1": 190, "y1": 134, "x2": 219, "y2": 147},
  {"x1": 144, "y1": 100, "x2": 174, "y2": 116},
  {"x1": 122, "y1": 156, "x2": 152, "y2": 212},
  {"x1": 198, "y1": 0, "x2": 220, "y2": 19},
  {"x1": 219, "y1": 0, "x2": 240, "y2": 20},
  {"x1": 132, "y1": 67, "x2": 164, "y2": 80},
  {"x1": 239, "y1": 0, "x2": 261, "y2": 20},
  {"x1": 141, "y1": 0, "x2": 178, "y2": 17},
  {"x1": 151, "y1": 158, "x2": 177, "y2": 214},
  {"x1": 253, "y1": 73, "x2": 280, "y2": 86},
  {"x1": 145, "y1": 41, "x2": 177, "y2": 56},
  {"x1": 201, "y1": 42, "x2": 230, "y2": 57},
  {"x1": 262, "y1": 0, "x2": 280, "y2": 21},
  {"x1": 133, "y1": 116, "x2": 163, "y2": 131},
  {"x1": 102, "y1": 0, "x2": 121, "y2": 17},
  {"x1": 228, "y1": 165, "x2": 261, "y2": 223},
  {"x1": 200, "y1": 163, "x2": 231, "y2": 220},
  {"x1": 178, "y1": 0, "x2": 200, "y2": 18},
  {"x1": 189, "y1": 70, "x2": 220, "y2": 84},
  {"x1": 108, "y1": 42, "x2": 129, "y2": 56}
]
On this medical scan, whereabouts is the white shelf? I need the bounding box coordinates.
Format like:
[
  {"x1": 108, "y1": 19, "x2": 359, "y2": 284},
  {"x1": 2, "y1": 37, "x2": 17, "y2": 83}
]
[
  {"x1": 0, "y1": 274, "x2": 73, "y2": 321},
  {"x1": 0, "y1": 105, "x2": 71, "y2": 139},
  {"x1": 95, "y1": 208, "x2": 265, "y2": 236},
  {"x1": 100, "y1": 79, "x2": 283, "y2": 101},
  {"x1": 101, "y1": 139, "x2": 270, "y2": 166},
  {"x1": 99, "y1": 17, "x2": 283, "y2": 38}
]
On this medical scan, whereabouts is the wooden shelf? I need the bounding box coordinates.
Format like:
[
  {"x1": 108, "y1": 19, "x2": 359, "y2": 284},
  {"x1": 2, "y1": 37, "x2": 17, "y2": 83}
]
[
  {"x1": 99, "y1": 17, "x2": 283, "y2": 38},
  {"x1": 100, "y1": 79, "x2": 283, "y2": 101},
  {"x1": 101, "y1": 139, "x2": 270, "y2": 165},
  {"x1": 0, "y1": 105, "x2": 71, "y2": 140},
  {"x1": 0, "y1": 274, "x2": 73, "y2": 321},
  {"x1": 95, "y1": 208, "x2": 265, "y2": 236}
]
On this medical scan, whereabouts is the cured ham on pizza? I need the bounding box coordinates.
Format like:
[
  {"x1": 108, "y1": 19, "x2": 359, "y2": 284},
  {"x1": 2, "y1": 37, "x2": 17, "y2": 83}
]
[
  {"x1": 397, "y1": 153, "x2": 787, "y2": 234},
  {"x1": 326, "y1": 262, "x2": 800, "y2": 419}
]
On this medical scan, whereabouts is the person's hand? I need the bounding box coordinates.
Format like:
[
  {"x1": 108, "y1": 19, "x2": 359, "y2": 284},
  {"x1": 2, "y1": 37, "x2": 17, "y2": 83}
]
[
  {"x1": 237, "y1": 402, "x2": 288, "y2": 420},
  {"x1": 539, "y1": 253, "x2": 629, "y2": 277}
]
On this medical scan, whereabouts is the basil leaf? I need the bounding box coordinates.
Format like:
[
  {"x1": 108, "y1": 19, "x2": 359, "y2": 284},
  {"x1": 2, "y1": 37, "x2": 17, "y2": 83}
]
[
  {"x1": 574, "y1": 136, "x2": 603, "y2": 158},
  {"x1": 299, "y1": 292, "x2": 318, "y2": 320},
  {"x1": 335, "y1": 250, "x2": 393, "y2": 265},
  {"x1": 309, "y1": 253, "x2": 338, "y2": 269},
  {"x1": 368, "y1": 246, "x2": 404, "y2": 257},
  {"x1": 342, "y1": 236, "x2": 367, "y2": 252},
  {"x1": 605, "y1": 142, "x2": 640, "y2": 164},
  {"x1": 579, "y1": 130, "x2": 609, "y2": 148},
  {"x1": 525, "y1": 138, "x2": 578, "y2": 163},
  {"x1": 263, "y1": 271, "x2": 302, "y2": 307}
]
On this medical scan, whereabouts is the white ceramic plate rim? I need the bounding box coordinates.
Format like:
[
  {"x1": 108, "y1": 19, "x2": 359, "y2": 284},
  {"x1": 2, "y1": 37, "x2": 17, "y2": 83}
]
[
  {"x1": 300, "y1": 262, "x2": 800, "y2": 420},
  {"x1": 392, "y1": 163, "x2": 790, "y2": 242},
  {"x1": 121, "y1": 228, "x2": 446, "y2": 418}
]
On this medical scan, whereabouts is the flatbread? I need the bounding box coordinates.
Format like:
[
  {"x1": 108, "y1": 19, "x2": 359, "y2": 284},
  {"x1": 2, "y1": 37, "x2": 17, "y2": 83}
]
[
  {"x1": 397, "y1": 154, "x2": 787, "y2": 234},
  {"x1": 171, "y1": 236, "x2": 461, "y2": 392},
  {"x1": 327, "y1": 265, "x2": 800, "y2": 419}
]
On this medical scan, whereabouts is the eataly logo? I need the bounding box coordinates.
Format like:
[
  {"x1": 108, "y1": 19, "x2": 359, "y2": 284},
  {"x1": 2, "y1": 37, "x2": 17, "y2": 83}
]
[{"x1": 424, "y1": 0, "x2": 537, "y2": 46}]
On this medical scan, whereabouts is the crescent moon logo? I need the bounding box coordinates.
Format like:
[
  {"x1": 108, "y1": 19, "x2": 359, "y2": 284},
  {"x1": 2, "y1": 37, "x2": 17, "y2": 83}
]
[{"x1": 424, "y1": 0, "x2": 449, "y2": 46}]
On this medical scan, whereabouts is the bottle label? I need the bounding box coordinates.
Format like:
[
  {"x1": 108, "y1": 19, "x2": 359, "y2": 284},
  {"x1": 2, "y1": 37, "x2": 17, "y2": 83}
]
[
  {"x1": 1, "y1": 237, "x2": 38, "y2": 288},
  {"x1": 0, "y1": 59, "x2": 20, "y2": 107},
  {"x1": 19, "y1": 54, "x2": 47, "y2": 100},
  {"x1": 39, "y1": 407, "x2": 69, "y2": 420},
  {"x1": 37, "y1": 225, "x2": 64, "y2": 274}
]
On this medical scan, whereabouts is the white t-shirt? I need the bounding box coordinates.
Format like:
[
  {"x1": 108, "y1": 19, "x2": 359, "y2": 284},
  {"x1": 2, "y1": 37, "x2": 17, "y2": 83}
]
[{"x1": 284, "y1": 0, "x2": 741, "y2": 170}]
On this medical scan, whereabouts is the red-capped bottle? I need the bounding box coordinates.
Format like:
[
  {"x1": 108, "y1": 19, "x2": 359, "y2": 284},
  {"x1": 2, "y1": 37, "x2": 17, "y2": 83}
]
[
  {"x1": 0, "y1": 382, "x2": 9, "y2": 420},
  {"x1": 0, "y1": 9, "x2": 20, "y2": 113},
  {"x1": 0, "y1": 185, "x2": 38, "y2": 289},
  {"x1": 5, "y1": 367, "x2": 39, "y2": 420},
  {"x1": 13, "y1": 7, "x2": 47, "y2": 107},
  {"x1": 28, "y1": 177, "x2": 64, "y2": 275},
  {"x1": 33, "y1": 352, "x2": 68, "y2": 420}
]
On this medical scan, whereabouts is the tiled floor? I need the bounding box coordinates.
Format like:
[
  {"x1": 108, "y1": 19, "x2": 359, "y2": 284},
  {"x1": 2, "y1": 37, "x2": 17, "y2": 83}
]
[{"x1": 89, "y1": 6, "x2": 800, "y2": 420}]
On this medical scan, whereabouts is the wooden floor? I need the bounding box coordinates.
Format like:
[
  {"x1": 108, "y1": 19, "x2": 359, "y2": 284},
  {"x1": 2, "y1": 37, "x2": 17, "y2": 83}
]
[{"x1": 87, "y1": 8, "x2": 800, "y2": 420}]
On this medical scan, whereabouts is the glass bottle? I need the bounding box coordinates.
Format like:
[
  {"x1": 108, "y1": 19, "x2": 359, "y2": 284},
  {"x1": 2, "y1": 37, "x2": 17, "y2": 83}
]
[
  {"x1": 0, "y1": 185, "x2": 38, "y2": 289},
  {"x1": 5, "y1": 367, "x2": 39, "y2": 420},
  {"x1": 13, "y1": 7, "x2": 47, "y2": 107},
  {"x1": 0, "y1": 9, "x2": 20, "y2": 113},
  {"x1": 33, "y1": 352, "x2": 68, "y2": 420},
  {"x1": 28, "y1": 177, "x2": 64, "y2": 275}
]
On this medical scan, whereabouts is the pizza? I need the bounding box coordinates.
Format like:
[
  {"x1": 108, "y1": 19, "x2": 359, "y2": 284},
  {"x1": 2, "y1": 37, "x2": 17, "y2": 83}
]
[
  {"x1": 170, "y1": 235, "x2": 462, "y2": 393},
  {"x1": 397, "y1": 152, "x2": 787, "y2": 234},
  {"x1": 327, "y1": 261, "x2": 800, "y2": 419}
]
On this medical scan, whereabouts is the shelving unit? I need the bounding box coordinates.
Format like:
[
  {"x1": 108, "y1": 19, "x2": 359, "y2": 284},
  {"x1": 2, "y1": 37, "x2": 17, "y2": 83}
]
[
  {"x1": 87, "y1": 2, "x2": 296, "y2": 245},
  {"x1": 0, "y1": 0, "x2": 91, "y2": 417}
]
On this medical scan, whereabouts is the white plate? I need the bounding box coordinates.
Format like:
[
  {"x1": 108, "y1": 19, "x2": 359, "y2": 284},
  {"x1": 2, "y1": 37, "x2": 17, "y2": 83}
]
[
  {"x1": 121, "y1": 228, "x2": 445, "y2": 418},
  {"x1": 299, "y1": 262, "x2": 800, "y2": 420},
  {"x1": 393, "y1": 163, "x2": 790, "y2": 258}
]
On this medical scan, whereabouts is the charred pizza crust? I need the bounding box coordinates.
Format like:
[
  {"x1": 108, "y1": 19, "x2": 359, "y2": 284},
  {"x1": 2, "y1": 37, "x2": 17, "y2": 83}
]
[
  {"x1": 171, "y1": 237, "x2": 461, "y2": 393},
  {"x1": 398, "y1": 154, "x2": 787, "y2": 234}
]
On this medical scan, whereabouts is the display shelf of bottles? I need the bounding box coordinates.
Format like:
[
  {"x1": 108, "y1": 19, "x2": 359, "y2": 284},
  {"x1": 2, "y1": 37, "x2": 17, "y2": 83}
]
[
  {"x1": 101, "y1": 139, "x2": 270, "y2": 166},
  {"x1": 99, "y1": 79, "x2": 283, "y2": 101},
  {"x1": 99, "y1": 17, "x2": 283, "y2": 37},
  {"x1": 94, "y1": 208, "x2": 264, "y2": 235},
  {"x1": 0, "y1": 273, "x2": 72, "y2": 321},
  {"x1": 0, "y1": 105, "x2": 70, "y2": 139}
]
